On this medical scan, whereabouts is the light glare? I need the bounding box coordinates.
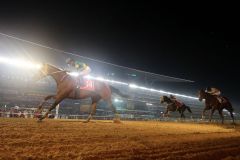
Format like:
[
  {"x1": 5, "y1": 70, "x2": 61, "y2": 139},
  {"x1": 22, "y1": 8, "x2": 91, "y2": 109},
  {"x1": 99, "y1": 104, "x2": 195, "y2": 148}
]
[{"x1": 0, "y1": 56, "x2": 42, "y2": 70}]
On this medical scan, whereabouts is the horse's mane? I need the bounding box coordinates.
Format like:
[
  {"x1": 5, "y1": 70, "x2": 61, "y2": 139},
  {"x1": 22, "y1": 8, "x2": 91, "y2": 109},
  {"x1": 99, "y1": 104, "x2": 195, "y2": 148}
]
[
  {"x1": 162, "y1": 95, "x2": 172, "y2": 102},
  {"x1": 45, "y1": 63, "x2": 64, "y2": 71},
  {"x1": 163, "y1": 95, "x2": 170, "y2": 100},
  {"x1": 200, "y1": 89, "x2": 210, "y2": 96}
]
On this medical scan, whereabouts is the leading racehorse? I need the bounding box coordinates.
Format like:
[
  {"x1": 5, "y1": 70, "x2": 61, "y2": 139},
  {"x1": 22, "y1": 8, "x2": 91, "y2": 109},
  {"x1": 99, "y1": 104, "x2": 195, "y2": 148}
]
[{"x1": 33, "y1": 63, "x2": 128, "y2": 122}]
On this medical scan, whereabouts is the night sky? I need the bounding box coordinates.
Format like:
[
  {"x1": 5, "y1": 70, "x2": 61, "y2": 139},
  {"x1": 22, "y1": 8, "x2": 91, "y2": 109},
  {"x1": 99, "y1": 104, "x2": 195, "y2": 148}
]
[{"x1": 0, "y1": 2, "x2": 239, "y2": 104}]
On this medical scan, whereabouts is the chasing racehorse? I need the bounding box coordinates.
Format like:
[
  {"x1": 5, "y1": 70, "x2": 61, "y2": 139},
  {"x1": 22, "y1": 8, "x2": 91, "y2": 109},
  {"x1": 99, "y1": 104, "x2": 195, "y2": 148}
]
[
  {"x1": 160, "y1": 96, "x2": 192, "y2": 118},
  {"x1": 198, "y1": 89, "x2": 234, "y2": 124},
  {"x1": 33, "y1": 63, "x2": 128, "y2": 122}
]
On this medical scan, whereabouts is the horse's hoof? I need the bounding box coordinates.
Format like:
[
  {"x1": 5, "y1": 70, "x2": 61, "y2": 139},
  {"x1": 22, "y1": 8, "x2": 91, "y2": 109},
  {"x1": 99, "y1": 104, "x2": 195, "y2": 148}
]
[
  {"x1": 113, "y1": 118, "x2": 121, "y2": 123},
  {"x1": 37, "y1": 115, "x2": 45, "y2": 122},
  {"x1": 37, "y1": 119, "x2": 42, "y2": 123},
  {"x1": 83, "y1": 120, "x2": 90, "y2": 123}
]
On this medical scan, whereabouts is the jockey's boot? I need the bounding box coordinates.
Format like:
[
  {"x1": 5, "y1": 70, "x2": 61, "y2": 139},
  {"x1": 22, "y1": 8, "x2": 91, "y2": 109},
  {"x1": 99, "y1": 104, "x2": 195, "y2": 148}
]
[{"x1": 216, "y1": 96, "x2": 223, "y2": 103}]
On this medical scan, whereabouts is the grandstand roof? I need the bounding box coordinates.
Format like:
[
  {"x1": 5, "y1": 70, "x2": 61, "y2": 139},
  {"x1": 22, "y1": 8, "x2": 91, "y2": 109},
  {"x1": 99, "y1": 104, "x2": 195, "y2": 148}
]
[{"x1": 0, "y1": 34, "x2": 194, "y2": 84}]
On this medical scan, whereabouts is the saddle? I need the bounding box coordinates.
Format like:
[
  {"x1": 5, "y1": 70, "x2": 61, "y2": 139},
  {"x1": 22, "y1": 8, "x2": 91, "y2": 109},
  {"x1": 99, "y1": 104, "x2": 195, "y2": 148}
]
[{"x1": 173, "y1": 100, "x2": 184, "y2": 108}]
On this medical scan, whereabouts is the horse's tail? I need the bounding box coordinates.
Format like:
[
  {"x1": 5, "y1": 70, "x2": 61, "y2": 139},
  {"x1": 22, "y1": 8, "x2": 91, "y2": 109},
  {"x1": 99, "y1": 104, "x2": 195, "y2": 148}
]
[
  {"x1": 185, "y1": 105, "x2": 192, "y2": 113},
  {"x1": 110, "y1": 86, "x2": 129, "y2": 99},
  {"x1": 222, "y1": 96, "x2": 234, "y2": 112}
]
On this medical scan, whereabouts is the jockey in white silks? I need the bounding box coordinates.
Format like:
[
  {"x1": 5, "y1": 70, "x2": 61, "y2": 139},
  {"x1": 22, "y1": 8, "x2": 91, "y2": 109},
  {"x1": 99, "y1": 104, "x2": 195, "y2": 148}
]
[{"x1": 205, "y1": 87, "x2": 223, "y2": 103}]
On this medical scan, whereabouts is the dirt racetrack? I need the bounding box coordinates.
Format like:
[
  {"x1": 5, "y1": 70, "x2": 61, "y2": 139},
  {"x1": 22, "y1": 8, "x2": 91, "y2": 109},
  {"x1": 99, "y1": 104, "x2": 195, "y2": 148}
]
[{"x1": 0, "y1": 118, "x2": 240, "y2": 160}]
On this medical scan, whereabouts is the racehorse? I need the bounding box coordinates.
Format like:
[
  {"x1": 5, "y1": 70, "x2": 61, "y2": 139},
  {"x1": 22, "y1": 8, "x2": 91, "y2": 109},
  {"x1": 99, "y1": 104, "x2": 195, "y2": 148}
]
[
  {"x1": 33, "y1": 63, "x2": 128, "y2": 122},
  {"x1": 198, "y1": 89, "x2": 234, "y2": 124},
  {"x1": 160, "y1": 96, "x2": 192, "y2": 118}
]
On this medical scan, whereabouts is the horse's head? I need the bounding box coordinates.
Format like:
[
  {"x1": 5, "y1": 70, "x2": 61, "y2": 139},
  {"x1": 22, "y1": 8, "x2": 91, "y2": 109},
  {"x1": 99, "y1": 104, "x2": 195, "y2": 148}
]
[
  {"x1": 160, "y1": 96, "x2": 170, "y2": 104},
  {"x1": 32, "y1": 63, "x2": 48, "y2": 81},
  {"x1": 160, "y1": 96, "x2": 164, "y2": 104},
  {"x1": 32, "y1": 63, "x2": 65, "y2": 82},
  {"x1": 198, "y1": 89, "x2": 206, "y2": 101}
]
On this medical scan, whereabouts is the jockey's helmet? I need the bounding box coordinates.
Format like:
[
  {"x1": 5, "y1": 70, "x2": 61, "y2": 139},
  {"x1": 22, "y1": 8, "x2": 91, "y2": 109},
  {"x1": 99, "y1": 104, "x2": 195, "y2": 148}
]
[
  {"x1": 206, "y1": 86, "x2": 211, "y2": 92},
  {"x1": 169, "y1": 95, "x2": 176, "y2": 99},
  {"x1": 82, "y1": 63, "x2": 87, "y2": 69},
  {"x1": 66, "y1": 58, "x2": 74, "y2": 64}
]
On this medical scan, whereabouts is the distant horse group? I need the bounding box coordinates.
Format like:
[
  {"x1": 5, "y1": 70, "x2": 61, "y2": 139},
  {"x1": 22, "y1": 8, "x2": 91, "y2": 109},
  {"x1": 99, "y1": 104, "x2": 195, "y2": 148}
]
[{"x1": 160, "y1": 90, "x2": 234, "y2": 124}]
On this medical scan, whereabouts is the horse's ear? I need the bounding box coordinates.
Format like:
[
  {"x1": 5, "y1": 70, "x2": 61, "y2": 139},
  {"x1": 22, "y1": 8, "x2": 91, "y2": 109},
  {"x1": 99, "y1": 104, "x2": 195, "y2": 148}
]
[
  {"x1": 39, "y1": 63, "x2": 48, "y2": 70},
  {"x1": 198, "y1": 89, "x2": 205, "y2": 94},
  {"x1": 42, "y1": 63, "x2": 49, "y2": 68}
]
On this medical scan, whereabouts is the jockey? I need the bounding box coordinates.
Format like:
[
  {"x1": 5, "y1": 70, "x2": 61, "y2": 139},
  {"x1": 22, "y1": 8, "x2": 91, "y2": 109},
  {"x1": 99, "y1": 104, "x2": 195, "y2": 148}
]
[
  {"x1": 66, "y1": 58, "x2": 91, "y2": 85},
  {"x1": 169, "y1": 95, "x2": 183, "y2": 111},
  {"x1": 169, "y1": 94, "x2": 176, "y2": 101},
  {"x1": 205, "y1": 87, "x2": 223, "y2": 103},
  {"x1": 205, "y1": 87, "x2": 221, "y2": 96}
]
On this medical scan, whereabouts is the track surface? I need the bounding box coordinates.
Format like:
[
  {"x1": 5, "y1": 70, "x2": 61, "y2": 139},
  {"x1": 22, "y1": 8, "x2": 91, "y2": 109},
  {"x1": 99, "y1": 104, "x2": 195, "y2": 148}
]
[{"x1": 0, "y1": 118, "x2": 240, "y2": 160}]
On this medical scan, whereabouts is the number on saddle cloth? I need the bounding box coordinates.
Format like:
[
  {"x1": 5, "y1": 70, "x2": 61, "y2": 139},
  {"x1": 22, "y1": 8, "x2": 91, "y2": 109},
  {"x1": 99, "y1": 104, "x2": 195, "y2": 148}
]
[{"x1": 78, "y1": 79, "x2": 95, "y2": 91}]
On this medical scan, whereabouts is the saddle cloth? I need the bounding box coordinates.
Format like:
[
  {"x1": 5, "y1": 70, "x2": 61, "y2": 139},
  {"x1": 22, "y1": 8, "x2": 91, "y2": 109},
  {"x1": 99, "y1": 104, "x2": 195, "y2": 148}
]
[
  {"x1": 174, "y1": 100, "x2": 184, "y2": 108},
  {"x1": 78, "y1": 79, "x2": 95, "y2": 91}
]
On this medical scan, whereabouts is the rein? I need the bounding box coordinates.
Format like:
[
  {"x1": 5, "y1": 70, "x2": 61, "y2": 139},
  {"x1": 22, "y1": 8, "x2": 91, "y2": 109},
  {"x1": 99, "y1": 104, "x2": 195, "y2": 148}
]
[{"x1": 41, "y1": 70, "x2": 66, "y2": 76}]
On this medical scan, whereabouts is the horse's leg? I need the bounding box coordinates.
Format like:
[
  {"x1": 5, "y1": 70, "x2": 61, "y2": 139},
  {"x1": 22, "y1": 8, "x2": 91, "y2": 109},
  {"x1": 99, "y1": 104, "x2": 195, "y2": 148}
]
[
  {"x1": 225, "y1": 106, "x2": 235, "y2": 124},
  {"x1": 181, "y1": 108, "x2": 186, "y2": 119},
  {"x1": 209, "y1": 108, "x2": 216, "y2": 122},
  {"x1": 229, "y1": 111, "x2": 235, "y2": 124},
  {"x1": 228, "y1": 109, "x2": 235, "y2": 124},
  {"x1": 38, "y1": 100, "x2": 61, "y2": 121},
  {"x1": 178, "y1": 110, "x2": 183, "y2": 118},
  {"x1": 85, "y1": 103, "x2": 97, "y2": 123},
  {"x1": 37, "y1": 95, "x2": 55, "y2": 111},
  {"x1": 38, "y1": 94, "x2": 65, "y2": 121},
  {"x1": 182, "y1": 113, "x2": 185, "y2": 119},
  {"x1": 202, "y1": 108, "x2": 207, "y2": 120},
  {"x1": 163, "y1": 108, "x2": 169, "y2": 117},
  {"x1": 86, "y1": 95, "x2": 101, "y2": 123},
  {"x1": 185, "y1": 106, "x2": 193, "y2": 119},
  {"x1": 35, "y1": 95, "x2": 56, "y2": 119},
  {"x1": 218, "y1": 109, "x2": 224, "y2": 124},
  {"x1": 107, "y1": 99, "x2": 121, "y2": 122}
]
